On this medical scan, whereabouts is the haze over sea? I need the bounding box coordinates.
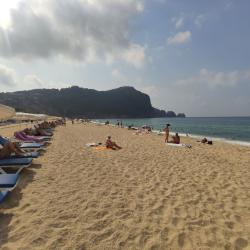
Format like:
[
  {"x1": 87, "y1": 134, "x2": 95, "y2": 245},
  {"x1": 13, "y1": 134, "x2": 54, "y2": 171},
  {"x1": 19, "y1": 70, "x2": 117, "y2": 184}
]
[{"x1": 97, "y1": 117, "x2": 250, "y2": 145}]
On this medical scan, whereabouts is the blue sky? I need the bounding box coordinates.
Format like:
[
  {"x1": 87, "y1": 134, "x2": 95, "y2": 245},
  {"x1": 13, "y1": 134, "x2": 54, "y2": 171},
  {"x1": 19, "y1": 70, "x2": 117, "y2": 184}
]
[{"x1": 0, "y1": 0, "x2": 249, "y2": 116}]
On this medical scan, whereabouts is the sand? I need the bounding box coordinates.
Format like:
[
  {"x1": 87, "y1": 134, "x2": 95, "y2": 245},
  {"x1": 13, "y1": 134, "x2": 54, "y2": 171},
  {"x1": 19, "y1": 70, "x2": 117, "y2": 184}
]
[{"x1": 0, "y1": 122, "x2": 250, "y2": 250}]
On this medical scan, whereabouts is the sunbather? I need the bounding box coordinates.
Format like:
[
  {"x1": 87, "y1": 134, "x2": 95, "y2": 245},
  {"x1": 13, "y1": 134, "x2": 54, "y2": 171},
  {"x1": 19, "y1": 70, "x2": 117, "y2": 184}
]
[
  {"x1": 15, "y1": 131, "x2": 45, "y2": 143},
  {"x1": 198, "y1": 138, "x2": 213, "y2": 145},
  {"x1": 24, "y1": 127, "x2": 52, "y2": 137},
  {"x1": 169, "y1": 133, "x2": 180, "y2": 144},
  {"x1": 0, "y1": 135, "x2": 30, "y2": 157},
  {"x1": 0, "y1": 141, "x2": 26, "y2": 159},
  {"x1": 106, "y1": 136, "x2": 122, "y2": 150}
]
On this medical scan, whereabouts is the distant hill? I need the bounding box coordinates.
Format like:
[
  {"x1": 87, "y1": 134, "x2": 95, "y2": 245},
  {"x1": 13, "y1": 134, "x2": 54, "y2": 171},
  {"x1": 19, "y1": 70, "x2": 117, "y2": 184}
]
[{"x1": 0, "y1": 86, "x2": 185, "y2": 118}]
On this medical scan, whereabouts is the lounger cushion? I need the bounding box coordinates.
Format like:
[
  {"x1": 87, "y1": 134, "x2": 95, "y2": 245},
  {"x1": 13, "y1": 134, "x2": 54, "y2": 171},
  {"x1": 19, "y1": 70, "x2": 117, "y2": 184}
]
[
  {"x1": 0, "y1": 158, "x2": 32, "y2": 166},
  {"x1": 0, "y1": 174, "x2": 19, "y2": 188},
  {"x1": 9, "y1": 152, "x2": 39, "y2": 159},
  {"x1": 20, "y1": 143, "x2": 42, "y2": 148}
]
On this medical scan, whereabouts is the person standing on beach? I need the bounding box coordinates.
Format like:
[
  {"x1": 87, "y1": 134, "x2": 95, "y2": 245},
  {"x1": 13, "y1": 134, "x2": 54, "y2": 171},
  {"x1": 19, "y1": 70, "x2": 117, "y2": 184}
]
[{"x1": 164, "y1": 124, "x2": 170, "y2": 143}]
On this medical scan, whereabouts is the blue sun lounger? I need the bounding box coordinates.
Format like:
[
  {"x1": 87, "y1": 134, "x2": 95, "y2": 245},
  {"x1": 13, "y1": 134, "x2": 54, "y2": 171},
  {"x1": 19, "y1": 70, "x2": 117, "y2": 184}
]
[
  {"x1": 0, "y1": 158, "x2": 33, "y2": 174},
  {"x1": 0, "y1": 136, "x2": 44, "y2": 149},
  {"x1": 0, "y1": 174, "x2": 19, "y2": 203}
]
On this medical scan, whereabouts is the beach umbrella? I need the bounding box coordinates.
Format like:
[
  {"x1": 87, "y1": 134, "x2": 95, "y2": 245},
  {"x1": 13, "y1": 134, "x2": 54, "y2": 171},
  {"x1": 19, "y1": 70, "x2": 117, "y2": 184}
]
[{"x1": 0, "y1": 104, "x2": 15, "y2": 121}]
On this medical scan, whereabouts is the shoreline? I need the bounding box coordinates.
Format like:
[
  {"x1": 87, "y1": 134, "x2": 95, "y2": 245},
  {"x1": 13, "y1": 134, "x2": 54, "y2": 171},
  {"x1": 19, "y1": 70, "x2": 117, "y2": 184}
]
[
  {"x1": 92, "y1": 120, "x2": 250, "y2": 147},
  {"x1": 0, "y1": 122, "x2": 250, "y2": 249}
]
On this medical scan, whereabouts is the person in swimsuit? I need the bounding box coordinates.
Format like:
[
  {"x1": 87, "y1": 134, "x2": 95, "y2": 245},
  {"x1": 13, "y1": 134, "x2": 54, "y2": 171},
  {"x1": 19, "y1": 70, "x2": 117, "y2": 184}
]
[
  {"x1": 106, "y1": 136, "x2": 122, "y2": 150},
  {"x1": 0, "y1": 136, "x2": 26, "y2": 159},
  {"x1": 164, "y1": 124, "x2": 170, "y2": 143},
  {"x1": 169, "y1": 133, "x2": 180, "y2": 144}
]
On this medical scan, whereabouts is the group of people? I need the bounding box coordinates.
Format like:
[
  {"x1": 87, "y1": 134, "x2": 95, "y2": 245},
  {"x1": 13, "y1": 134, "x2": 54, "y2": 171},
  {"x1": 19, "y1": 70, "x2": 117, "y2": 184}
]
[
  {"x1": 163, "y1": 124, "x2": 180, "y2": 144},
  {"x1": 103, "y1": 121, "x2": 216, "y2": 149},
  {"x1": 103, "y1": 123, "x2": 180, "y2": 150},
  {"x1": 0, "y1": 120, "x2": 65, "y2": 159},
  {"x1": 116, "y1": 121, "x2": 123, "y2": 127}
]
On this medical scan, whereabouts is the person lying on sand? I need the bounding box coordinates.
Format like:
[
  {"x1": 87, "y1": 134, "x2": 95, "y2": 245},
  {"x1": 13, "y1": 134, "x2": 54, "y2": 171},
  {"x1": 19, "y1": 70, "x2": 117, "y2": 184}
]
[
  {"x1": 142, "y1": 125, "x2": 152, "y2": 132},
  {"x1": 198, "y1": 138, "x2": 213, "y2": 145},
  {"x1": 106, "y1": 136, "x2": 122, "y2": 150},
  {"x1": 169, "y1": 133, "x2": 180, "y2": 144}
]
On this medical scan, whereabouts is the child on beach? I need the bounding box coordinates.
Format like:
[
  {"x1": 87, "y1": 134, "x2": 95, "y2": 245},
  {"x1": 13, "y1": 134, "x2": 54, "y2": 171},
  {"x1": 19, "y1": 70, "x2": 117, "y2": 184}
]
[{"x1": 106, "y1": 136, "x2": 122, "y2": 150}]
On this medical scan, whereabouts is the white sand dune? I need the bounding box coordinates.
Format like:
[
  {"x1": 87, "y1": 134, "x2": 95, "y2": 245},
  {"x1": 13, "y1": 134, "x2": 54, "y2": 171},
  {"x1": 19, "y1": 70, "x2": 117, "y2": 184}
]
[{"x1": 0, "y1": 123, "x2": 250, "y2": 249}]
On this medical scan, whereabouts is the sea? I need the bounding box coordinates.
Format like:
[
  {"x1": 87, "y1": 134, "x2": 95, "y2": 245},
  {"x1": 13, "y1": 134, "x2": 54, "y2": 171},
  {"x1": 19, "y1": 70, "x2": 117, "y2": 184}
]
[{"x1": 95, "y1": 117, "x2": 250, "y2": 146}]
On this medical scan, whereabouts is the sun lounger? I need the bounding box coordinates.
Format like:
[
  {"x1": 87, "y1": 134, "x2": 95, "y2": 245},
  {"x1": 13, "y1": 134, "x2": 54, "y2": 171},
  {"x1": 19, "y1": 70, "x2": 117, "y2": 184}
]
[
  {"x1": 19, "y1": 142, "x2": 44, "y2": 148},
  {"x1": 15, "y1": 132, "x2": 51, "y2": 143},
  {"x1": 14, "y1": 132, "x2": 33, "y2": 142},
  {"x1": 8, "y1": 151, "x2": 39, "y2": 159},
  {"x1": 0, "y1": 135, "x2": 44, "y2": 149},
  {"x1": 0, "y1": 158, "x2": 32, "y2": 174},
  {"x1": 0, "y1": 174, "x2": 19, "y2": 190},
  {"x1": 0, "y1": 174, "x2": 19, "y2": 203}
]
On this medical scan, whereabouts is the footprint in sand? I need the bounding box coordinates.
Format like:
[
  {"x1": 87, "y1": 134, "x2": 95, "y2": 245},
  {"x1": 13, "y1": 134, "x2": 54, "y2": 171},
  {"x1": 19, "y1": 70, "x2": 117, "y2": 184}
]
[{"x1": 235, "y1": 238, "x2": 248, "y2": 250}]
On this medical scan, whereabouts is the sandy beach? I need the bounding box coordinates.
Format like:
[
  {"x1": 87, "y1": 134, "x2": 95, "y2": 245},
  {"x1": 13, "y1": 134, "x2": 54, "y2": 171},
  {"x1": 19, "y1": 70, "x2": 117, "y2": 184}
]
[{"x1": 0, "y1": 122, "x2": 250, "y2": 250}]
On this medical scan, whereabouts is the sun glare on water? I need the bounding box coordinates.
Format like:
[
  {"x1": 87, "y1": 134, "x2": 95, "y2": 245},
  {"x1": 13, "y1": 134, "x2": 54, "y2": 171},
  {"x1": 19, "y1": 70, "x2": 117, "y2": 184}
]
[{"x1": 0, "y1": 0, "x2": 21, "y2": 28}]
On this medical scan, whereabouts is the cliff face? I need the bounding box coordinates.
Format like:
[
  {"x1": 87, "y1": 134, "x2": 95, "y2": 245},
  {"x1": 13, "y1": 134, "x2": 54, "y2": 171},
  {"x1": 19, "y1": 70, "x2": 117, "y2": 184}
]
[{"x1": 0, "y1": 86, "x2": 167, "y2": 118}]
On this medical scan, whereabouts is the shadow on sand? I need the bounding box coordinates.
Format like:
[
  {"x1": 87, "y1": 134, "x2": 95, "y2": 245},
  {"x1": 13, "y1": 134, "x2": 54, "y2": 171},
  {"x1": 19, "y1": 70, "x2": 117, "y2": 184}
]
[{"x1": 0, "y1": 164, "x2": 41, "y2": 247}]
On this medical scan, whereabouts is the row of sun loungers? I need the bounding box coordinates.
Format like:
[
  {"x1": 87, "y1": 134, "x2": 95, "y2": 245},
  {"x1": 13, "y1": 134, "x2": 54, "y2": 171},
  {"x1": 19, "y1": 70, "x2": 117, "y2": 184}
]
[{"x1": 0, "y1": 126, "x2": 54, "y2": 203}]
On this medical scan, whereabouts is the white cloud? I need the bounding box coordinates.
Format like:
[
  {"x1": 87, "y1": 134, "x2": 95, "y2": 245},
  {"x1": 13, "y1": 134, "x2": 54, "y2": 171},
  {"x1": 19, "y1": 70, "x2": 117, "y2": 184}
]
[
  {"x1": 23, "y1": 74, "x2": 44, "y2": 88},
  {"x1": 0, "y1": 64, "x2": 17, "y2": 86},
  {"x1": 154, "y1": 0, "x2": 167, "y2": 4},
  {"x1": 121, "y1": 44, "x2": 146, "y2": 68},
  {"x1": 0, "y1": 0, "x2": 146, "y2": 67},
  {"x1": 137, "y1": 85, "x2": 159, "y2": 97},
  {"x1": 0, "y1": 63, "x2": 68, "y2": 91},
  {"x1": 194, "y1": 14, "x2": 205, "y2": 28},
  {"x1": 225, "y1": 1, "x2": 233, "y2": 10},
  {"x1": 111, "y1": 69, "x2": 126, "y2": 82},
  {"x1": 176, "y1": 68, "x2": 250, "y2": 88},
  {"x1": 167, "y1": 31, "x2": 191, "y2": 45},
  {"x1": 175, "y1": 17, "x2": 184, "y2": 29}
]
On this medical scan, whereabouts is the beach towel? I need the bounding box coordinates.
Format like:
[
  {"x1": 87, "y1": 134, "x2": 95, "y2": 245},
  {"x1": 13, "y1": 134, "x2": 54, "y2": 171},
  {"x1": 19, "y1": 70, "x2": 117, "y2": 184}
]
[
  {"x1": 94, "y1": 146, "x2": 112, "y2": 151},
  {"x1": 15, "y1": 132, "x2": 43, "y2": 143},
  {"x1": 14, "y1": 132, "x2": 31, "y2": 142},
  {"x1": 166, "y1": 143, "x2": 192, "y2": 148},
  {"x1": 85, "y1": 142, "x2": 102, "y2": 147}
]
